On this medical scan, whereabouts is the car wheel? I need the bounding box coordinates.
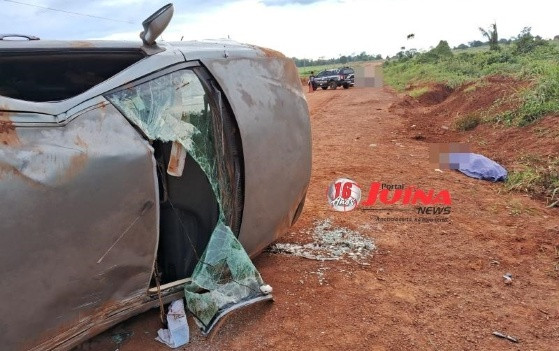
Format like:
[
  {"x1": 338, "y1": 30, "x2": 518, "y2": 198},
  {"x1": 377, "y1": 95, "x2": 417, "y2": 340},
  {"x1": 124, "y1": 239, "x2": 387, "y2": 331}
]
[
  {"x1": 329, "y1": 81, "x2": 337, "y2": 90},
  {"x1": 321, "y1": 86, "x2": 328, "y2": 90},
  {"x1": 343, "y1": 83, "x2": 349, "y2": 89}
]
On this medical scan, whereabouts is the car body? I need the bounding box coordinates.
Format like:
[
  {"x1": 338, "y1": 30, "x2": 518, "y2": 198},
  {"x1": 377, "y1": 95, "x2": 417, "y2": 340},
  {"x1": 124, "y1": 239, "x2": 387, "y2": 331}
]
[
  {"x1": 313, "y1": 69, "x2": 341, "y2": 90},
  {"x1": 347, "y1": 73, "x2": 355, "y2": 87},
  {"x1": 0, "y1": 24, "x2": 311, "y2": 351},
  {"x1": 339, "y1": 66, "x2": 355, "y2": 87},
  {"x1": 312, "y1": 67, "x2": 354, "y2": 90}
]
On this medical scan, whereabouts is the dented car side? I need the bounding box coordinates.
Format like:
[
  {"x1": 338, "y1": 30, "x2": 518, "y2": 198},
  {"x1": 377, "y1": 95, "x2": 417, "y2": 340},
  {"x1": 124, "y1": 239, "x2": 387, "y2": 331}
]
[{"x1": 0, "y1": 39, "x2": 311, "y2": 350}]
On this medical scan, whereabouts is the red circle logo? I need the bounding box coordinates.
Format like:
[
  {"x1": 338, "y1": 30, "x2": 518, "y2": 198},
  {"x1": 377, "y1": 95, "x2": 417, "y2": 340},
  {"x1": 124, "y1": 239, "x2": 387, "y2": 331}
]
[{"x1": 327, "y1": 178, "x2": 361, "y2": 212}]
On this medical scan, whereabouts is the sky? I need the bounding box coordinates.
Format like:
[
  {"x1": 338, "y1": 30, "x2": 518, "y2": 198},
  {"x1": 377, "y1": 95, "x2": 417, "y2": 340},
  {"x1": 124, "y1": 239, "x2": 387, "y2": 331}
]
[{"x1": 1, "y1": 0, "x2": 558, "y2": 59}]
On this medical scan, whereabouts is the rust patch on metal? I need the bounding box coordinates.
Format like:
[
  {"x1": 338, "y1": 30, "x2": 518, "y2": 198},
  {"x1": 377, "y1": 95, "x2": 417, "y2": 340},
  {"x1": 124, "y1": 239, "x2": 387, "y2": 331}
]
[
  {"x1": 59, "y1": 136, "x2": 89, "y2": 183},
  {"x1": 28, "y1": 291, "x2": 183, "y2": 351},
  {"x1": 0, "y1": 108, "x2": 20, "y2": 146},
  {"x1": 255, "y1": 45, "x2": 286, "y2": 59},
  {"x1": 74, "y1": 135, "x2": 88, "y2": 148},
  {"x1": 69, "y1": 40, "x2": 95, "y2": 48},
  {"x1": 27, "y1": 295, "x2": 143, "y2": 351},
  {"x1": 283, "y1": 58, "x2": 300, "y2": 85}
]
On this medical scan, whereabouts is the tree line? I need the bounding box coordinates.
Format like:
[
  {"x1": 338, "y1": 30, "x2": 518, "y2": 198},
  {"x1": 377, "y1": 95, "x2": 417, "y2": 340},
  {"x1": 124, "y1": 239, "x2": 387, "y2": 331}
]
[
  {"x1": 292, "y1": 52, "x2": 383, "y2": 67},
  {"x1": 454, "y1": 25, "x2": 552, "y2": 51},
  {"x1": 393, "y1": 26, "x2": 555, "y2": 61}
]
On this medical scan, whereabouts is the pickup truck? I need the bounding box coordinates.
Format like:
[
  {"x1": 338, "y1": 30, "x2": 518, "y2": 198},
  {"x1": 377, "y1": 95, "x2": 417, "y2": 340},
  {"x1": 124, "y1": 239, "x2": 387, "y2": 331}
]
[{"x1": 312, "y1": 67, "x2": 354, "y2": 90}]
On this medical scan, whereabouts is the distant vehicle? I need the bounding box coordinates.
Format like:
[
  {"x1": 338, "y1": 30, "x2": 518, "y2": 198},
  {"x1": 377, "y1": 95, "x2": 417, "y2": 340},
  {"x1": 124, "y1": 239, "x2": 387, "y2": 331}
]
[
  {"x1": 0, "y1": 4, "x2": 311, "y2": 350},
  {"x1": 339, "y1": 67, "x2": 355, "y2": 87},
  {"x1": 312, "y1": 67, "x2": 355, "y2": 90}
]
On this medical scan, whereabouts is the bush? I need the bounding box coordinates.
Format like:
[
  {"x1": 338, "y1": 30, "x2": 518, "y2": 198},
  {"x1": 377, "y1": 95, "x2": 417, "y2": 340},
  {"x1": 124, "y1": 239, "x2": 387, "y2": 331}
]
[
  {"x1": 513, "y1": 27, "x2": 549, "y2": 55},
  {"x1": 469, "y1": 40, "x2": 484, "y2": 47},
  {"x1": 407, "y1": 86, "x2": 430, "y2": 98},
  {"x1": 417, "y1": 40, "x2": 453, "y2": 63},
  {"x1": 454, "y1": 114, "x2": 481, "y2": 131}
]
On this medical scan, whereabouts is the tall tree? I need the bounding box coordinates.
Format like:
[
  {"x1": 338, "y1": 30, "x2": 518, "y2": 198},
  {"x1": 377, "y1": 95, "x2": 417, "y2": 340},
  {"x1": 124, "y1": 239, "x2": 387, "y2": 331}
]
[{"x1": 479, "y1": 22, "x2": 500, "y2": 50}]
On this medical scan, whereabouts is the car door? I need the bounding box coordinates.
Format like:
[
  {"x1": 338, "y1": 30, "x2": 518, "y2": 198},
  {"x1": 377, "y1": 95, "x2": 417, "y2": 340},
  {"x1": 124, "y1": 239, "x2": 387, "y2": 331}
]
[{"x1": 0, "y1": 45, "x2": 183, "y2": 350}]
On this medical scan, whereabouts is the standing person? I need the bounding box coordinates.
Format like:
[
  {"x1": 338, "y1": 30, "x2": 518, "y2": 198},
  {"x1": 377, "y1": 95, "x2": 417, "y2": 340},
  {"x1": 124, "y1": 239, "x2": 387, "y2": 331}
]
[{"x1": 308, "y1": 71, "x2": 315, "y2": 93}]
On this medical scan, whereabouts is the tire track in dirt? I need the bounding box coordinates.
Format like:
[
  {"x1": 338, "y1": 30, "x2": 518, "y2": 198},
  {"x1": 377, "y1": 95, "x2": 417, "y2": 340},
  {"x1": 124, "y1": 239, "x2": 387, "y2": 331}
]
[{"x1": 307, "y1": 90, "x2": 343, "y2": 117}]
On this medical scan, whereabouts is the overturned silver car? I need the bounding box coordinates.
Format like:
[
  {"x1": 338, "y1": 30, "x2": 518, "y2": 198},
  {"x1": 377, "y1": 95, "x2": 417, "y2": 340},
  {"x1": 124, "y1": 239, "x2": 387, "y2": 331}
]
[{"x1": 0, "y1": 4, "x2": 310, "y2": 350}]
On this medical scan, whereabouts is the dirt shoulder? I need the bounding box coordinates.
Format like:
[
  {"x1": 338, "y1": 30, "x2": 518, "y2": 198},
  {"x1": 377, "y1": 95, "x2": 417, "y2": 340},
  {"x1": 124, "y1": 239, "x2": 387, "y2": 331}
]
[{"x1": 78, "y1": 86, "x2": 559, "y2": 351}]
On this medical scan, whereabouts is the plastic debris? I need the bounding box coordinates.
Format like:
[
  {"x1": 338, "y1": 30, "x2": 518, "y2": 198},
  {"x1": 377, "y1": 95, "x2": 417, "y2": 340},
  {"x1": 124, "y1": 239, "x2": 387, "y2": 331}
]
[
  {"x1": 492, "y1": 331, "x2": 518, "y2": 343},
  {"x1": 155, "y1": 299, "x2": 189, "y2": 349},
  {"x1": 260, "y1": 285, "x2": 273, "y2": 294},
  {"x1": 503, "y1": 273, "x2": 513, "y2": 285},
  {"x1": 167, "y1": 141, "x2": 187, "y2": 177}
]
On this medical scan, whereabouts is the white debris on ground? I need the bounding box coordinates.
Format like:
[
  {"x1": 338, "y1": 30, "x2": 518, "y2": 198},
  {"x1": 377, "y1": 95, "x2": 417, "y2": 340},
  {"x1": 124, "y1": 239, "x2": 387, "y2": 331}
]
[{"x1": 269, "y1": 219, "x2": 376, "y2": 263}]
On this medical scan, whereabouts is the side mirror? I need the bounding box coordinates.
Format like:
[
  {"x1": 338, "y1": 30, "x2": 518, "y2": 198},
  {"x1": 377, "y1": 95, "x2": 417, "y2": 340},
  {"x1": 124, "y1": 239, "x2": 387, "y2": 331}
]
[{"x1": 140, "y1": 3, "x2": 174, "y2": 46}]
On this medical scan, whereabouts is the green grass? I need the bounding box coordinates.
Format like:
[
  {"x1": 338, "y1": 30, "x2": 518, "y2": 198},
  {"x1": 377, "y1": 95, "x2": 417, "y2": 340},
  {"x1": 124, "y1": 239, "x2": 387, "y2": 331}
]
[
  {"x1": 463, "y1": 81, "x2": 488, "y2": 93},
  {"x1": 493, "y1": 64, "x2": 559, "y2": 125},
  {"x1": 463, "y1": 85, "x2": 478, "y2": 93},
  {"x1": 452, "y1": 45, "x2": 491, "y2": 54},
  {"x1": 505, "y1": 155, "x2": 559, "y2": 207},
  {"x1": 407, "y1": 86, "x2": 430, "y2": 98},
  {"x1": 384, "y1": 41, "x2": 559, "y2": 204},
  {"x1": 383, "y1": 41, "x2": 559, "y2": 126},
  {"x1": 454, "y1": 114, "x2": 481, "y2": 131}
]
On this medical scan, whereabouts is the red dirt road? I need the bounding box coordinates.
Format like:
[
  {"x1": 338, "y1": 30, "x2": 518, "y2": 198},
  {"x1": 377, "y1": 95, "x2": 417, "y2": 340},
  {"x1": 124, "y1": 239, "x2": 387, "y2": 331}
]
[{"x1": 79, "y1": 86, "x2": 559, "y2": 351}]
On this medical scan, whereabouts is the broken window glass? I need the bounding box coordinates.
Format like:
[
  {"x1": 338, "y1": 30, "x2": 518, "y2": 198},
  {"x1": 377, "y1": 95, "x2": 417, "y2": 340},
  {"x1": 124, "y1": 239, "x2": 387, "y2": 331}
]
[{"x1": 106, "y1": 69, "x2": 270, "y2": 334}]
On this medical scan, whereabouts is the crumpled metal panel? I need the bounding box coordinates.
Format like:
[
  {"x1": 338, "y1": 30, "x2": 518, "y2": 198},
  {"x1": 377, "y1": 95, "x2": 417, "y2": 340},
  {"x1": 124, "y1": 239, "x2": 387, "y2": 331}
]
[
  {"x1": 0, "y1": 103, "x2": 158, "y2": 350},
  {"x1": 199, "y1": 49, "x2": 312, "y2": 256}
]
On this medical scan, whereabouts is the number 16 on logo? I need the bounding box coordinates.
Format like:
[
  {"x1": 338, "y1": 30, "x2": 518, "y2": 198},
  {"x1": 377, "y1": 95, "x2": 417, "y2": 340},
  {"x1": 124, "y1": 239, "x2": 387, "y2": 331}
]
[{"x1": 326, "y1": 178, "x2": 362, "y2": 212}]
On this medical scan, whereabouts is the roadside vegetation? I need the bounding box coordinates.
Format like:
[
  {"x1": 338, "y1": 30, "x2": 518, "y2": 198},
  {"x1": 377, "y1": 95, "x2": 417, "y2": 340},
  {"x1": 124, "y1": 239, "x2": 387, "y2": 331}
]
[
  {"x1": 293, "y1": 51, "x2": 381, "y2": 71},
  {"x1": 383, "y1": 27, "x2": 559, "y2": 206},
  {"x1": 505, "y1": 155, "x2": 559, "y2": 208},
  {"x1": 384, "y1": 28, "x2": 559, "y2": 126}
]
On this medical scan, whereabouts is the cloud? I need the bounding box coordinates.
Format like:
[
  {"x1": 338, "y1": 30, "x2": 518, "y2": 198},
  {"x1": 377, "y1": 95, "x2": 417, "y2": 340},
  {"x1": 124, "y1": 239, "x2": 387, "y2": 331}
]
[
  {"x1": 1, "y1": 0, "x2": 239, "y2": 39},
  {"x1": 2, "y1": 0, "x2": 558, "y2": 58}
]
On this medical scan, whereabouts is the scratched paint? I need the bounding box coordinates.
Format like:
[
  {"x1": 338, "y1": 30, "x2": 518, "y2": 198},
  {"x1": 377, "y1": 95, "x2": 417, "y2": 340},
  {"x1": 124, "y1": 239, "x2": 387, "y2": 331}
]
[
  {"x1": 0, "y1": 109, "x2": 20, "y2": 146},
  {"x1": 0, "y1": 103, "x2": 158, "y2": 351},
  {"x1": 0, "y1": 38, "x2": 311, "y2": 350}
]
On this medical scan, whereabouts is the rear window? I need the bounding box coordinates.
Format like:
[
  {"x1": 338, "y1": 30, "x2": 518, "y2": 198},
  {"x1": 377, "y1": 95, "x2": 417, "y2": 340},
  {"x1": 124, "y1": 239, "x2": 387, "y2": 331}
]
[{"x1": 0, "y1": 49, "x2": 146, "y2": 102}]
